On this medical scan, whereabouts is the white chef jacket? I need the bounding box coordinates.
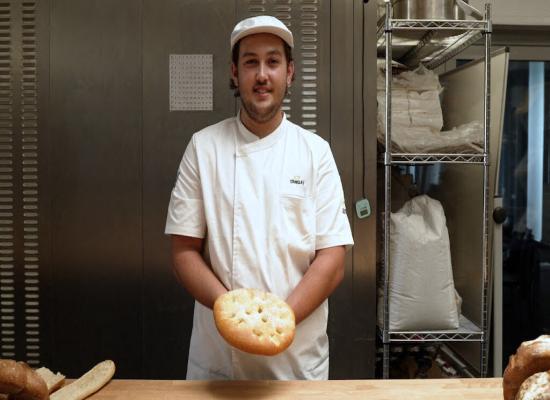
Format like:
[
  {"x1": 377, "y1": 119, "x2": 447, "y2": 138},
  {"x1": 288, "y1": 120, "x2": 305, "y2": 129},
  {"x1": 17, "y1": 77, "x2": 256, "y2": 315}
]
[{"x1": 165, "y1": 112, "x2": 354, "y2": 380}]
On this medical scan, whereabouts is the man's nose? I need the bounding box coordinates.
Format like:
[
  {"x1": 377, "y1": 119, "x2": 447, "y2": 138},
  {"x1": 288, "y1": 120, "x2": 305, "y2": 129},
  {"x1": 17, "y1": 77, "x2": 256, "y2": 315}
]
[{"x1": 256, "y1": 62, "x2": 268, "y2": 82}]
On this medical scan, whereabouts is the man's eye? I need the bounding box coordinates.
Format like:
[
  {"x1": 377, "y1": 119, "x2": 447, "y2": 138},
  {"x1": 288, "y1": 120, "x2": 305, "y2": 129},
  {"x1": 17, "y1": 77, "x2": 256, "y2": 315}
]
[
  {"x1": 269, "y1": 59, "x2": 280, "y2": 65},
  {"x1": 244, "y1": 59, "x2": 257, "y2": 65}
]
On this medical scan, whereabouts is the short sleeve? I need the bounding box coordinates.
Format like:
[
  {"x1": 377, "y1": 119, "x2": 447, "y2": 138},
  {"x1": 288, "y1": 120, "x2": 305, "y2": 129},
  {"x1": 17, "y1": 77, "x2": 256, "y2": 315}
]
[
  {"x1": 165, "y1": 136, "x2": 206, "y2": 238},
  {"x1": 315, "y1": 142, "x2": 354, "y2": 250}
]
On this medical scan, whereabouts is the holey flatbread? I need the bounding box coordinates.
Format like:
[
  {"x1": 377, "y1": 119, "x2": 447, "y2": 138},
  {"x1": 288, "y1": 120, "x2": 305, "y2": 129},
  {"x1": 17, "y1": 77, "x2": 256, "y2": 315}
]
[{"x1": 213, "y1": 288, "x2": 296, "y2": 356}]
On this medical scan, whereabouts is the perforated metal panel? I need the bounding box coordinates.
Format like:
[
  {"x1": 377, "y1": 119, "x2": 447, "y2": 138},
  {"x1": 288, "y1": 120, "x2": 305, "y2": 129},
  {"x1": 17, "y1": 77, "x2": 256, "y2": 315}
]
[
  {"x1": 169, "y1": 54, "x2": 213, "y2": 111},
  {"x1": 0, "y1": 0, "x2": 40, "y2": 367},
  {"x1": 0, "y1": 0, "x2": 16, "y2": 362},
  {"x1": 239, "y1": 0, "x2": 328, "y2": 136},
  {"x1": 21, "y1": 0, "x2": 40, "y2": 366}
]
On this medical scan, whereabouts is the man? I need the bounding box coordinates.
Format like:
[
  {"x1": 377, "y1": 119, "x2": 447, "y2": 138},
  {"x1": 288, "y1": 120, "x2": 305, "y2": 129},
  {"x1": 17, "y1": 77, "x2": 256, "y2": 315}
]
[{"x1": 165, "y1": 15, "x2": 354, "y2": 380}]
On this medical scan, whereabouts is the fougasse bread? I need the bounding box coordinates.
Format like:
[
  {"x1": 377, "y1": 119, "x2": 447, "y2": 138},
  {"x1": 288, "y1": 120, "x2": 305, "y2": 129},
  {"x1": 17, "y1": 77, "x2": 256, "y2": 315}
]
[{"x1": 213, "y1": 288, "x2": 295, "y2": 356}]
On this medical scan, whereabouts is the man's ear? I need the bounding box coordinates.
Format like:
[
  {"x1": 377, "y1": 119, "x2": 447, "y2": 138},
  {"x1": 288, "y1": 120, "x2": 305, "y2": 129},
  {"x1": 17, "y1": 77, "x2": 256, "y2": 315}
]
[
  {"x1": 287, "y1": 60, "x2": 295, "y2": 86},
  {"x1": 231, "y1": 63, "x2": 238, "y2": 87}
]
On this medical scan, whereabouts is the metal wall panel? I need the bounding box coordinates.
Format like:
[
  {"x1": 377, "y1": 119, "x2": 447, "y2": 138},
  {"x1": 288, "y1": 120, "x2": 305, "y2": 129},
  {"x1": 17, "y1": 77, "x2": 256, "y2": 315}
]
[
  {"x1": 48, "y1": 0, "x2": 143, "y2": 377},
  {"x1": 328, "y1": 0, "x2": 355, "y2": 378},
  {"x1": 353, "y1": 0, "x2": 378, "y2": 378},
  {"x1": 237, "y1": 0, "x2": 330, "y2": 141},
  {"x1": 329, "y1": 0, "x2": 376, "y2": 379},
  {"x1": 19, "y1": 0, "x2": 40, "y2": 368},
  {"x1": 142, "y1": 0, "x2": 235, "y2": 378},
  {"x1": 29, "y1": 0, "x2": 376, "y2": 379},
  {"x1": 0, "y1": 0, "x2": 18, "y2": 364},
  {"x1": 0, "y1": 0, "x2": 42, "y2": 368}
]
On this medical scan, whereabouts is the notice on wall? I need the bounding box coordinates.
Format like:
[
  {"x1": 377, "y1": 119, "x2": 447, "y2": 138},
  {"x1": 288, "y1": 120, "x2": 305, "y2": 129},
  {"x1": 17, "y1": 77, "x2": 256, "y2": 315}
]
[{"x1": 169, "y1": 54, "x2": 213, "y2": 111}]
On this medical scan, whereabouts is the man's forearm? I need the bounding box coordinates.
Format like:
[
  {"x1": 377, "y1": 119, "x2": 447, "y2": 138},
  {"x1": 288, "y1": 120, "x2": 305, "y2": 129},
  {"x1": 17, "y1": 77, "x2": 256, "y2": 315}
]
[
  {"x1": 286, "y1": 246, "x2": 346, "y2": 325},
  {"x1": 171, "y1": 235, "x2": 227, "y2": 309}
]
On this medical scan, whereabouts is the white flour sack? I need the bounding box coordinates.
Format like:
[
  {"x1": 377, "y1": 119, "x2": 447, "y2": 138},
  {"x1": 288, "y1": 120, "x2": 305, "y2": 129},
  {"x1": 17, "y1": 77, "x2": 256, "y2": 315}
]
[{"x1": 385, "y1": 195, "x2": 459, "y2": 331}]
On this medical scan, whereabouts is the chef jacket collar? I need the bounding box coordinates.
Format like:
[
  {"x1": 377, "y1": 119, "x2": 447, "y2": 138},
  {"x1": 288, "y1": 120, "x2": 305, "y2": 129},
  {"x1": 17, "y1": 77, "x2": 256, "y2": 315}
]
[{"x1": 235, "y1": 109, "x2": 287, "y2": 155}]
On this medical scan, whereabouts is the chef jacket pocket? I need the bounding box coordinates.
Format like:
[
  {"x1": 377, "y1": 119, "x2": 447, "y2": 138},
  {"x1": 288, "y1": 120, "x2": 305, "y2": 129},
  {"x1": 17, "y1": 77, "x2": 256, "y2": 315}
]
[{"x1": 280, "y1": 195, "x2": 314, "y2": 242}]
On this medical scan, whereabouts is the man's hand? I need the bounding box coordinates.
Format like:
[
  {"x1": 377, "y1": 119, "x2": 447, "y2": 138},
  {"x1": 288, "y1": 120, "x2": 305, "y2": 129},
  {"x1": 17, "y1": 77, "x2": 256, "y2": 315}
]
[
  {"x1": 285, "y1": 245, "x2": 346, "y2": 325},
  {"x1": 171, "y1": 235, "x2": 227, "y2": 309}
]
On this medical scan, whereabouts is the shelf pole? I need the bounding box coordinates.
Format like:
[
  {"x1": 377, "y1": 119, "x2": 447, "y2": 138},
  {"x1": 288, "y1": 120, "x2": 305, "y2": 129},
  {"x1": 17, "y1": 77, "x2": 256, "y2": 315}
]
[
  {"x1": 383, "y1": 0, "x2": 392, "y2": 380},
  {"x1": 480, "y1": 1, "x2": 492, "y2": 378}
]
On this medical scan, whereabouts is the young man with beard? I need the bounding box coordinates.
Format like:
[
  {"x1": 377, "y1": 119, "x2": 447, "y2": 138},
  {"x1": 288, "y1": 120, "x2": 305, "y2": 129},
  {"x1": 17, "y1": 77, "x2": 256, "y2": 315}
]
[{"x1": 165, "y1": 16, "x2": 354, "y2": 380}]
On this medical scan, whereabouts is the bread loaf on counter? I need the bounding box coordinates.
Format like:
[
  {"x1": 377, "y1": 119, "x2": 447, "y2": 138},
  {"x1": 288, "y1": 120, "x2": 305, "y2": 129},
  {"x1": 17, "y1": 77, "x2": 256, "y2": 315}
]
[
  {"x1": 503, "y1": 335, "x2": 550, "y2": 400},
  {"x1": 0, "y1": 359, "x2": 48, "y2": 400},
  {"x1": 0, "y1": 360, "x2": 26, "y2": 396},
  {"x1": 515, "y1": 370, "x2": 550, "y2": 400}
]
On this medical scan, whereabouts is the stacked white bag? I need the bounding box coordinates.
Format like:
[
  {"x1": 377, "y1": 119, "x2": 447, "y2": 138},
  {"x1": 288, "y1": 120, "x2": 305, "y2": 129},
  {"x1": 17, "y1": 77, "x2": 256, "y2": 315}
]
[
  {"x1": 377, "y1": 62, "x2": 444, "y2": 144},
  {"x1": 377, "y1": 61, "x2": 484, "y2": 153},
  {"x1": 377, "y1": 195, "x2": 460, "y2": 331}
]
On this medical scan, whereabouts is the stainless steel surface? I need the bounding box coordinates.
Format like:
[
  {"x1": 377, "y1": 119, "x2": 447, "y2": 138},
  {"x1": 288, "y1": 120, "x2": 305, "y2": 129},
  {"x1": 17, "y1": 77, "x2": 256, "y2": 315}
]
[
  {"x1": 48, "y1": 0, "x2": 143, "y2": 378},
  {"x1": 36, "y1": 0, "x2": 52, "y2": 370},
  {"x1": 393, "y1": 0, "x2": 466, "y2": 20},
  {"x1": 141, "y1": 0, "x2": 235, "y2": 378},
  {"x1": 45, "y1": 0, "x2": 237, "y2": 379},
  {"x1": 329, "y1": 0, "x2": 375, "y2": 378},
  {"x1": 0, "y1": 0, "x2": 42, "y2": 367},
  {"x1": 28, "y1": 0, "x2": 375, "y2": 380},
  {"x1": 19, "y1": 0, "x2": 41, "y2": 367},
  {"x1": 0, "y1": 0, "x2": 18, "y2": 362},
  {"x1": 359, "y1": 0, "x2": 379, "y2": 378}
]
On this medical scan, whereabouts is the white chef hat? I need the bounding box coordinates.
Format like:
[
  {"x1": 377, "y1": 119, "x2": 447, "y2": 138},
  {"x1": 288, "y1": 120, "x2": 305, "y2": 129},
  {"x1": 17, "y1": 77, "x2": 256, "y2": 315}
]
[{"x1": 230, "y1": 15, "x2": 294, "y2": 51}]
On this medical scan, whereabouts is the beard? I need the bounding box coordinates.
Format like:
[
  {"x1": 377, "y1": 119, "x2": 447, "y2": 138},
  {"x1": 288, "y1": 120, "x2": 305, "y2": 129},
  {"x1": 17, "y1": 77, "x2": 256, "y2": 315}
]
[{"x1": 239, "y1": 86, "x2": 287, "y2": 124}]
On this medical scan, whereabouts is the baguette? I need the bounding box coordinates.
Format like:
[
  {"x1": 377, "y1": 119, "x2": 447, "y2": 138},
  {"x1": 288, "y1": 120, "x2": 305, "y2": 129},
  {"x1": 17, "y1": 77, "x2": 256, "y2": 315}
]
[{"x1": 50, "y1": 360, "x2": 115, "y2": 400}]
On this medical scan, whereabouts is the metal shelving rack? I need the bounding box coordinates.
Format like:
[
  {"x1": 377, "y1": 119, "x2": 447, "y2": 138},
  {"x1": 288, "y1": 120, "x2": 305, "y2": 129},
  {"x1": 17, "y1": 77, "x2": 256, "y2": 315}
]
[{"x1": 378, "y1": 1, "x2": 492, "y2": 379}]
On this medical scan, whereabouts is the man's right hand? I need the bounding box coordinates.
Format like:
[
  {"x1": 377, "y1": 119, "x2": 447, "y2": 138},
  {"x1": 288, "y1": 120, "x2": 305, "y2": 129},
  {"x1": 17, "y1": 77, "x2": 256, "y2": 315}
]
[{"x1": 171, "y1": 235, "x2": 228, "y2": 309}]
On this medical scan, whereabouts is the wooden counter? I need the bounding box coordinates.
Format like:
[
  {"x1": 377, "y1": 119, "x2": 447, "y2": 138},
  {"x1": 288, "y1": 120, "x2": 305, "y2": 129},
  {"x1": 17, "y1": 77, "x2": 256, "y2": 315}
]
[{"x1": 87, "y1": 378, "x2": 503, "y2": 399}]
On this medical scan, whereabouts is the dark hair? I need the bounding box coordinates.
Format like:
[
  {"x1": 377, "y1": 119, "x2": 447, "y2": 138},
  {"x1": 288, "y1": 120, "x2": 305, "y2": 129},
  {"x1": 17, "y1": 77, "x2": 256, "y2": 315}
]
[{"x1": 229, "y1": 38, "x2": 294, "y2": 97}]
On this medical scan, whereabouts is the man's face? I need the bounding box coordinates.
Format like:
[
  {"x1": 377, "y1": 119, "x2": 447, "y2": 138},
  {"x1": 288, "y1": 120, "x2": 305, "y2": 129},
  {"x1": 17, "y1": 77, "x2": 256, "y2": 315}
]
[{"x1": 231, "y1": 33, "x2": 294, "y2": 124}]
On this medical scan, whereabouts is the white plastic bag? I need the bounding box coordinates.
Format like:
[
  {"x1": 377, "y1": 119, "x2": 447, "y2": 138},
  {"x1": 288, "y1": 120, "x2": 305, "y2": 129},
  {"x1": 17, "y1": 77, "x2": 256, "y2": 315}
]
[
  {"x1": 378, "y1": 195, "x2": 460, "y2": 331},
  {"x1": 377, "y1": 64, "x2": 446, "y2": 145},
  {"x1": 394, "y1": 64, "x2": 442, "y2": 91},
  {"x1": 385, "y1": 121, "x2": 484, "y2": 154}
]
